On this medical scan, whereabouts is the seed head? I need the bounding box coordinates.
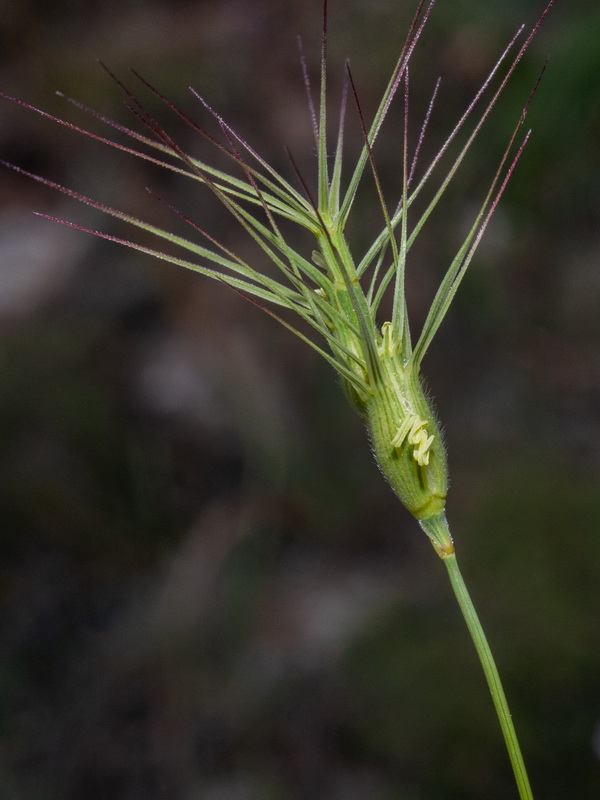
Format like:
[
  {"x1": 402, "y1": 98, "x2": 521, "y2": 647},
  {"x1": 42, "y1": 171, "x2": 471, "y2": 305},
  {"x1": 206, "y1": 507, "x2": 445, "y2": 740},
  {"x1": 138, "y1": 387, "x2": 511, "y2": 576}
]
[{"x1": 1, "y1": 0, "x2": 554, "y2": 556}]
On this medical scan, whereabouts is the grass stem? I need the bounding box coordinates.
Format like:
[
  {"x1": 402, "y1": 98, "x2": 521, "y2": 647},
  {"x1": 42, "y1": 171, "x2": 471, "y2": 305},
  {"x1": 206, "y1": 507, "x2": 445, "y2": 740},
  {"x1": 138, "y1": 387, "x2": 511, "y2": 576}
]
[{"x1": 443, "y1": 552, "x2": 534, "y2": 800}]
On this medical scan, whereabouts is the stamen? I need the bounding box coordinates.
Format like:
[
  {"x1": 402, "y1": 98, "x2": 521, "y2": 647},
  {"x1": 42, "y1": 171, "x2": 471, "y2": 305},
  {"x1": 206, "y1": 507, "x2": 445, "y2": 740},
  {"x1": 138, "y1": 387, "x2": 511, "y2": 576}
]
[{"x1": 391, "y1": 413, "x2": 434, "y2": 466}]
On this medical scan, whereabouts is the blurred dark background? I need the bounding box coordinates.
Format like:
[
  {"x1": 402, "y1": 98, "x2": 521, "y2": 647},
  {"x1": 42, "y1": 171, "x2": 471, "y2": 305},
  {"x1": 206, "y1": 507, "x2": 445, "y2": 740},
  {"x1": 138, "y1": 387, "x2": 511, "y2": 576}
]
[{"x1": 1, "y1": 0, "x2": 599, "y2": 798}]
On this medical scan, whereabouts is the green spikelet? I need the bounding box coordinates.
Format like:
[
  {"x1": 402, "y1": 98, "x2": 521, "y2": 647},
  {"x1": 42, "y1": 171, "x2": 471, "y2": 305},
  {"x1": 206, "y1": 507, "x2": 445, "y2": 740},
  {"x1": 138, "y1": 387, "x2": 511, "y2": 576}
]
[{"x1": 365, "y1": 322, "x2": 452, "y2": 556}]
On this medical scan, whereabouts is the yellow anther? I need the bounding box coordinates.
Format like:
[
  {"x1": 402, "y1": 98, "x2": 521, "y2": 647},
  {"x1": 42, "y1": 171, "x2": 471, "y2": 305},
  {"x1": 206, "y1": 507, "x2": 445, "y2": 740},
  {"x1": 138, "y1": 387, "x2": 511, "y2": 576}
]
[
  {"x1": 379, "y1": 321, "x2": 396, "y2": 357},
  {"x1": 391, "y1": 413, "x2": 434, "y2": 467}
]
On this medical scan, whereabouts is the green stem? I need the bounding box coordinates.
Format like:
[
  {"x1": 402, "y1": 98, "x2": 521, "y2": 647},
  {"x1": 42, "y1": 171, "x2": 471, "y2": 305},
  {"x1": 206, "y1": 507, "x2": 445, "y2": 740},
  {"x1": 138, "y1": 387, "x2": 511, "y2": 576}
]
[{"x1": 443, "y1": 552, "x2": 534, "y2": 800}]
